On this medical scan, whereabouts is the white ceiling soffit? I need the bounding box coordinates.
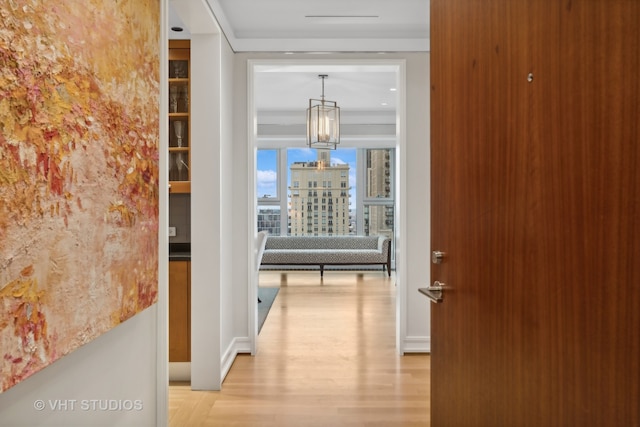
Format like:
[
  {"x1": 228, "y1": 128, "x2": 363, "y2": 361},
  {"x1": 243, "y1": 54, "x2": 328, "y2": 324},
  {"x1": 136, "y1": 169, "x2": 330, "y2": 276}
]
[
  {"x1": 169, "y1": 2, "x2": 190, "y2": 39},
  {"x1": 170, "y1": 0, "x2": 220, "y2": 35},
  {"x1": 204, "y1": 0, "x2": 430, "y2": 52}
]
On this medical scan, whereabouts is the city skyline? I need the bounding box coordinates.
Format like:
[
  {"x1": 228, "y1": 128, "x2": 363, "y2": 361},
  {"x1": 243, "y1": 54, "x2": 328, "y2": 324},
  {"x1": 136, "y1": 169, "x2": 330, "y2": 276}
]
[{"x1": 257, "y1": 148, "x2": 357, "y2": 207}]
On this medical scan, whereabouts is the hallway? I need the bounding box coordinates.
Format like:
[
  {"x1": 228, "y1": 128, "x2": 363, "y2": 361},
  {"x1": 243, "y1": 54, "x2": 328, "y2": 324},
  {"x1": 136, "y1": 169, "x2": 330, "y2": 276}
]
[{"x1": 169, "y1": 271, "x2": 430, "y2": 426}]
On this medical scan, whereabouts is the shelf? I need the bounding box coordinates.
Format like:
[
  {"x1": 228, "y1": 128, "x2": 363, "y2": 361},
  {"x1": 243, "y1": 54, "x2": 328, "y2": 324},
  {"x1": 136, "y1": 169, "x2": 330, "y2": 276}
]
[{"x1": 168, "y1": 40, "x2": 190, "y2": 193}]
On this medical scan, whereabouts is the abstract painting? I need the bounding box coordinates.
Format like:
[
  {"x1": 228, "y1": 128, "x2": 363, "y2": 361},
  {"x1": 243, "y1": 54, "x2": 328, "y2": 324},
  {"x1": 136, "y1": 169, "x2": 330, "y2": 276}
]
[{"x1": 0, "y1": 0, "x2": 159, "y2": 391}]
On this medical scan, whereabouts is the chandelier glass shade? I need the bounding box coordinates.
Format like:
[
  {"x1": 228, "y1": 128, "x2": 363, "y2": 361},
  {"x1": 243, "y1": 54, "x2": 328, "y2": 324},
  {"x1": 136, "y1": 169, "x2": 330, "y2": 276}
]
[{"x1": 307, "y1": 75, "x2": 340, "y2": 149}]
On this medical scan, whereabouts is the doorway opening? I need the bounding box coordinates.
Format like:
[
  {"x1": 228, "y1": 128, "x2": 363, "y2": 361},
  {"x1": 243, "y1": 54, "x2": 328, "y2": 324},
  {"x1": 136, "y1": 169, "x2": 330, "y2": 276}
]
[{"x1": 247, "y1": 59, "x2": 408, "y2": 355}]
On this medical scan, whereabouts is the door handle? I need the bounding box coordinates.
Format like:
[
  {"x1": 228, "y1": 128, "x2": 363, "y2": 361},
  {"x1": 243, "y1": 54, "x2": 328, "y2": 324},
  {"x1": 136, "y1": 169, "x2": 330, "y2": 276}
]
[
  {"x1": 429, "y1": 281, "x2": 445, "y2": 291},
  {"x1": 432, "y1": 251, "x2": 446, "y2": 264},
  {"x1": 419, "y1": 281, "x2": 446, "y2": 304}
]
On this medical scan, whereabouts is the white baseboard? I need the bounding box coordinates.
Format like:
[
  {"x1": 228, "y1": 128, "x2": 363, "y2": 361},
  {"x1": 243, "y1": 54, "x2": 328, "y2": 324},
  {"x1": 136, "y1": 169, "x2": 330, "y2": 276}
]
[
  {"x1": 402, "y1": 335, "x2": 430, "y2": 353},
  {"x1": 169, "y1": 338, "x2": 253, "y2": 385},
  {"x1": 221, "y1": 337, "x2": 252, "y2": 381},
  {"x1": 169, "y1": 362, "x2": 191, "y2": 381}
]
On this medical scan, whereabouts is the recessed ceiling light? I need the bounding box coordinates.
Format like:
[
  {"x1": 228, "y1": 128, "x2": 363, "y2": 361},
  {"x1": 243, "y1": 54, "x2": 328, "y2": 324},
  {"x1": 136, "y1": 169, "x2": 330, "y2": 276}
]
[
  {"x1": 381, "y1": 102, "x2": 388, "y2": 106},
  {"x1": 390, "y1": 88, "x2": 397, "y2": 92},
  {"x1": 171, "y1": 26, "x2": 184, "y2": 32}
]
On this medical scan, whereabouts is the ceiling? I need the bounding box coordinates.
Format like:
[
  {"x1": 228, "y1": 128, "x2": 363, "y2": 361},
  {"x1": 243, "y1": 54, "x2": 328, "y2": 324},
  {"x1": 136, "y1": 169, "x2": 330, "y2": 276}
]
[
  {"x1": 169, "y1": 0, "x2": 429, "y2": 132},
  {"x1": 254, "y1": 65, "x2": 398, "y2": 113},
  {"x1": 169, "y1": 0, "x2": 429, "y2": 53}
]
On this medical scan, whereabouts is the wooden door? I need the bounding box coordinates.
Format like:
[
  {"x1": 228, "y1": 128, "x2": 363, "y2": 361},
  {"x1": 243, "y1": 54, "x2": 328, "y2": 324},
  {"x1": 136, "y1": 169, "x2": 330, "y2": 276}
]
[{"x1": 430, "y1": 1, "x2": 640, "y2": 425}]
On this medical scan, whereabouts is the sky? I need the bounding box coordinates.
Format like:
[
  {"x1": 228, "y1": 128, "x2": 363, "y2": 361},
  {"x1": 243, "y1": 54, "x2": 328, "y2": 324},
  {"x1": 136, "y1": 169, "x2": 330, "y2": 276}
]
[{"x1": 257, "y1": 148, "x2": 357, "y2": 207}]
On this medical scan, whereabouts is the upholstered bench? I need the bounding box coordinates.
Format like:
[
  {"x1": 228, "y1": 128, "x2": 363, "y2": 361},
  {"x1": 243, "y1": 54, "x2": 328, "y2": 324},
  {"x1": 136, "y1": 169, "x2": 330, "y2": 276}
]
[{"x1": 260, "y1": 235, "x2": 391, "y2": 277}]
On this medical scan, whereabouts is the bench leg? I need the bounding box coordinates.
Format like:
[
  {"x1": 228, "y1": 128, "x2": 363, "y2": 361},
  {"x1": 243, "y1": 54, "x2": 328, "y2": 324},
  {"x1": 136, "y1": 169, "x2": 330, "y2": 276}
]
[{"x1": 320, "y1": 264, "x2": 324, "y2": 277}]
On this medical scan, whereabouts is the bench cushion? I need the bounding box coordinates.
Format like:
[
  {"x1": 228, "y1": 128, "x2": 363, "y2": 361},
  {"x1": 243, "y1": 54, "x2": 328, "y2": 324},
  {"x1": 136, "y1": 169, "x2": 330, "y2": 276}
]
[
  {"x1": 265, "y1": 236, "x2": 380, "y2": 250},
  {"x1": 262, "y1": 248, "x2": 385, "y2": 264}
]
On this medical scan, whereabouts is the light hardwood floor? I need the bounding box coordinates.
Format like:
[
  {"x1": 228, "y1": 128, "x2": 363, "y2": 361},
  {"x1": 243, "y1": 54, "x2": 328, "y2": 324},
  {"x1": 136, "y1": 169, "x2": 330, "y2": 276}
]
[{"x1": 169, "y1": 271, "x2": 430, "y2": 426}]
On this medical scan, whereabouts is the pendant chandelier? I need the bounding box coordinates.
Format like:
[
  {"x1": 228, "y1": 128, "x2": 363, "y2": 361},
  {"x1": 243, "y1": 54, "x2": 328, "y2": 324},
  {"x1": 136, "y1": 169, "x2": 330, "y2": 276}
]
[{"x1": 307, "y1": 74, "x2": 340, "y2": 150}]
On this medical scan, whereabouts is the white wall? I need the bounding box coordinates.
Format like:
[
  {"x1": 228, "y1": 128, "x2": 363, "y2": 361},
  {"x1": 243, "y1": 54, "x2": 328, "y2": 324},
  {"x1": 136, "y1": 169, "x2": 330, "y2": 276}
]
[
  {"x1": 219, "y1": 32, "x2": 243, "y2": 371},
  {"x1": 0, "y1": 308, "x2": 160, "y2": 426},
  {"x1": 227, "y1": 52, "x2": 431, "y2": 355},
  {"x1": 229, "y1": 52, "x2": 253, "y2": 347},
  {"x1": 190, "y1": 32, "x2": 223, "y2": 390},
  {"x1": 187, "y1": 2, "x2": 243, "y2": 389},
  {"x1": 402, "y1": 53, "x2": 432, "y2": 351}
]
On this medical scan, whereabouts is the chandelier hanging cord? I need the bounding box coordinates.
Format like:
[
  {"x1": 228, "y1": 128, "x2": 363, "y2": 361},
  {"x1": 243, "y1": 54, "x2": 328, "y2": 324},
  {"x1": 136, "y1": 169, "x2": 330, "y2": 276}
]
[{"x1": 320, "y1": 74, "x2": 327, "y2": 102}]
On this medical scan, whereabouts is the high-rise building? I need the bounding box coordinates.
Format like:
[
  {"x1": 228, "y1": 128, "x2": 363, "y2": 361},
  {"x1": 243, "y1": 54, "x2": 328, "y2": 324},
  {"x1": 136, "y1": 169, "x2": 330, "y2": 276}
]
[
  {"x1": 289, "y1": 150, "x2": 351, "y2": 236},
  {"x1": 257, "y1": 207, "x2": 281, "y2": 236},
  {"x1": 365, "y1": 149, "x2": 394, "y2": 240},
  {"x1": 366, "y1": 149, "x2": 391, "y2": 199}
]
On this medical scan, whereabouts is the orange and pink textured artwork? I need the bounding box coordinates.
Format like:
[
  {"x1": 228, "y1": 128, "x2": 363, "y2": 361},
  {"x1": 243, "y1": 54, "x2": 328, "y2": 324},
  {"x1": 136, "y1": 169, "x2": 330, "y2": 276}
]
[{"x1": 0, "y1": 0, "x2": 159, "y2": 391}]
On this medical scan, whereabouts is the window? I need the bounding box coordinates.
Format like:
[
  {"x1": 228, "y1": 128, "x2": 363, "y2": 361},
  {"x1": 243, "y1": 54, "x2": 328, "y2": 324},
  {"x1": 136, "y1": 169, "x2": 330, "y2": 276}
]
[
  {"x1": 365, "y1": 149, "x2": 393, "y2": 199},
  {"x1": 257, "y1": 205, "x2": 281, "y2": 235},
  {"x1": 364, "y1": 205, "x2": 394, "y2": 238},
  {"x1": 257, "y1": 150, "x2": 278, "y2": 200},
  {"x1": 362, "y1": 149, "x2": 395, "y2": 253},
  {"x1": 257, "y1": 149, "x2": 281, "y2": 234},
  {"x1": 257, "y1": 147, "x2": 394, "y2": 241}
]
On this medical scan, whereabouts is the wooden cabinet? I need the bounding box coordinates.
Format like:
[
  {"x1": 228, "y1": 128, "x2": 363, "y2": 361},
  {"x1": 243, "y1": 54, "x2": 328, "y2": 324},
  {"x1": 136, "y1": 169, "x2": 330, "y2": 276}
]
[
  {"x1": 169, "y1": 260, "x2": 190, "y2": 362},
  {"x1": 168, "y1": 40, "x2": 190, "y2": 193}
]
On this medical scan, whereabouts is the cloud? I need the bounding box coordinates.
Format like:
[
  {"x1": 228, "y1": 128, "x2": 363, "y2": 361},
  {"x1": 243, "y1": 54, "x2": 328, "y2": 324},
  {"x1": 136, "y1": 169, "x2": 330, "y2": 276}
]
[
  {"x1": 331, "y1": 157, "x2": 347, "y2": 165},
  {"x1": 257, "y1": 170, "x2": 278, "y2": 198},
  {"x1": 257, "y1": 169, "x2": 277, "y2": 183}
]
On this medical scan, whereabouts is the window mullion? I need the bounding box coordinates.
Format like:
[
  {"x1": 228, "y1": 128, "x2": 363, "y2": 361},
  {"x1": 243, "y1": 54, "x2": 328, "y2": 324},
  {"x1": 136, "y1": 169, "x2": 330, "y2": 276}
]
[
  {"x1": 355, "y1": 149, "x2": 365, "y2": 235},
  {"x1": 280, "y1": 149, "x2": 288, "y2": 235}
]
